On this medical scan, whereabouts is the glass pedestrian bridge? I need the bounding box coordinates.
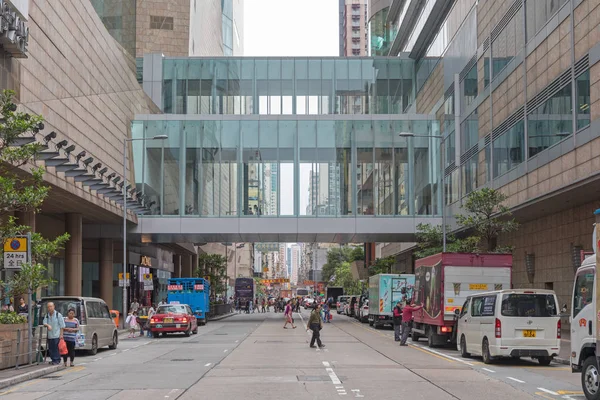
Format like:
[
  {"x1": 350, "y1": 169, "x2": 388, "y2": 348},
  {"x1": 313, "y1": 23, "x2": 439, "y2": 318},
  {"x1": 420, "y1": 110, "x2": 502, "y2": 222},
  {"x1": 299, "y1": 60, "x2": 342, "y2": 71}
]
[{"x1": 131, "y1": 56, "x2": 443, "y2": 243}]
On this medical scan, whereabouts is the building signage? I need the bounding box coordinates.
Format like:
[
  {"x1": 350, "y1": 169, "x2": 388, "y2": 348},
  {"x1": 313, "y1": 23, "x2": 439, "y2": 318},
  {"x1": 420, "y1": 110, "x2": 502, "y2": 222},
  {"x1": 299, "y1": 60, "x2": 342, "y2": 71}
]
[
  {"x1": 3, "y1": 236, "x2": 29, "y2": 269},
  {"x1": 143, "y1": 273, "x2": 153, "y2": 291},
  {"x1": 261, "y1": 278, "x2": 290, "y2": 284},
  {"x1": 303, "y1": 280, "x2": 315, "y2": 285},
  {"x1": 141, "y1": 256, "x2": 152, "y2": 267},
  {"x1": 118, "y1": 273, "x2": 130, "y2": 287},
  {"x1": 168, "y1": 284, "x2": 183, "y2": 291},
  {"x1": 194, "y1": 284, "x2": 204, "y2": 291}
]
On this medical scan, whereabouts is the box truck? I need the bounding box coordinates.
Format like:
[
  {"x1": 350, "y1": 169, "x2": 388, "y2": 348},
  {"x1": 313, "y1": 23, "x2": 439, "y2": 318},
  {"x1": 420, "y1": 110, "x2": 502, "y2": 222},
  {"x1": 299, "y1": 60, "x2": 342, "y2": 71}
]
[
  {"x1": 368, "y1": 274, "x2": 415, "y2": 329},
  {"x1": 412, "y1": 253, "x2": 512, "y2": 347}
]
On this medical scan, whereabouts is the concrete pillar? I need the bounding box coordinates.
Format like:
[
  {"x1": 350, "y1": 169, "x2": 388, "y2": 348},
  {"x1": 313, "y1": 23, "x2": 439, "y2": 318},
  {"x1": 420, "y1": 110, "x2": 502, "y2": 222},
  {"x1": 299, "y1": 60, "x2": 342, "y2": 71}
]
[
  {"x1": 65, "y1": 214, "x2": 82, "y2": 296},
  {"x1": 182, "y1": 255, "x2": 192, "y2": 278},
  {"x1": 14, "y1": 211, "x2": 36, "y2": 232},
  {"x1": 99, "y1": 239, "x2": 113, "y2": 308},
  {"x1": 173, "y1": 254, "x2": 182, "y2": 278},
  {"x1": 191, "y1": 254, "x2": 198, "y2": 277}
]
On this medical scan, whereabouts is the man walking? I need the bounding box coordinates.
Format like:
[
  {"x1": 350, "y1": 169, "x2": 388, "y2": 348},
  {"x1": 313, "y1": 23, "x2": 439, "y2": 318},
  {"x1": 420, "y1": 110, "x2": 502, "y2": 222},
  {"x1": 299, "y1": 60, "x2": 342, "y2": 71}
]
[
  {"x1": 307, "y1": 304, "x2": 325, "y2": 348},
  {"x1": 42, "y1": 302, "x2": 65, "y2": 365},
  {"x1": 400, "y1": 299, "x2": 423, "y2": 346},
  {"x1": 393, "y1": 301, "x2": 403, "y2": 341}
]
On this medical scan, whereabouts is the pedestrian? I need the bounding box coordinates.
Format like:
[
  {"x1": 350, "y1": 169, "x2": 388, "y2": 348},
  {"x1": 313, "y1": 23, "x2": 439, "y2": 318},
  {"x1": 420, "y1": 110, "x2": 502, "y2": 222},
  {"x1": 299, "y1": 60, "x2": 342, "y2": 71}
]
[
  {"x1": 393, "y1": 301, "x2": 403, "y2": 342},
  {"x1": 126, "y1": 311, "x2": 139, "y2": 338},
  {"x1": 17, "y1": 297, "x2": 28, "y2": 319},
  {"x1": 307, "y1": 304, "x2": 325, "y2": 348},
  {"x1": 146, "y1": 304, "x2": 156, "y2": 337},
  {"x1": 283, "y1": 300, "x2": 297, "y2": 329},
  {"x1": 400, "y1": 299, "x2": 423, "y2": 346},
  {"x1": 62, "y1": 308, "x2": 79, "y2": 367},
  {"x1": 254, "y1": 298, "x2": 258, "y2": 313},
  {"x1": 247, "y1": 299, "x2": 252, "y2": 314},
  {"x1": 130, "y1": 298, "x2": 140, "y2": 313},
  {"x1": 323, "y1": 302, "x2": 331, "y2": 323},
  {"x1": 159, "y1": 298, "x2": 167, "y2": 306},
  {"x1": 42, "y1": 302, "x2": 65, "y2": 365},
  {"x1": 261, "y1": 298, "x2": 267, "y2": 313}
]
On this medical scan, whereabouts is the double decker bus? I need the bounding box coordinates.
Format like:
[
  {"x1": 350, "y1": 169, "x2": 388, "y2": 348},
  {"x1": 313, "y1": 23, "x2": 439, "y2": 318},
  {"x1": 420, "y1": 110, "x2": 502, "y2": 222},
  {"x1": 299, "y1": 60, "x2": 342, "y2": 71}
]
[{"x1": 234, "y1": 278, "x2": 255, "y2": 305}]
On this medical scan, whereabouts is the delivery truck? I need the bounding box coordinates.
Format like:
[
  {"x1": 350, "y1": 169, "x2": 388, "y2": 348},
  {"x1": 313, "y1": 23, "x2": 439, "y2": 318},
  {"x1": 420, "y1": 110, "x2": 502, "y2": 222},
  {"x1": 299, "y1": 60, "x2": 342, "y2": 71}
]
[
  {"x1": 368, "y1": 274, "x2": 415, "y2": 329},
  {"x1": 326, "y1": 286, "x2": 344, "y2": 309},
  {"x1": 412, "y1": 253, "x2": 512, "y2": 348}
]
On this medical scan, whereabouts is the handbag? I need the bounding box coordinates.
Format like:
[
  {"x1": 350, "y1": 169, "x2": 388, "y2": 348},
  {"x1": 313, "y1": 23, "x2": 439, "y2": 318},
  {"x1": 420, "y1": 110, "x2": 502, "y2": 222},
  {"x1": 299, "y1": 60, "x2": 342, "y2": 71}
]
[
  {"x1": 58, "y1": 338, "x2": 68, "y2": 355},
  {"x1": 75, "y1": 332, "x2": 85, "y2": 348}
]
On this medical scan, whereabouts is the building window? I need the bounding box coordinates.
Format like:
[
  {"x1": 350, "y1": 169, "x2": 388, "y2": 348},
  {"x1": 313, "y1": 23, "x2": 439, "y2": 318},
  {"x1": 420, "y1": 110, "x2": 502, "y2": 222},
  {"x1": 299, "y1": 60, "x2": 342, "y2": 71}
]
[
  {"x1": 462, "y1": 64, "x2": 477, "y2": 106},
  {"x1": 460, "y1": 111, "x2": 478, "y2": 154},
  {"x1": 576, "y1": 70, "x2": 590, "y2": 130},
  {"x1": 528, "y1": 84, "x2": 572, "y2": 158},
  {"x1": 445, "y1": 169, "x2": 459, "y2": 205},
  {"x1": 526, "y1": 0, "x2": 568, "y2": 41},
  {"x1": 150, "y1": 16, "x2": 174, "y2": 30},
  {"x1": 493, "y1": 120, "x2": 524, "y2": 178},
  {"x1": 101, "y1": 16, "x2": 123, "y2": 30},
  {"x1": 461, "y1": 153, "x2": 478, "y2": 197},
  {"x1": 491, "y1": 7, "x2": 524, "y2": 79},
  {"x1": 444, "y1": 129, "x2": 455, "y2": 169}
]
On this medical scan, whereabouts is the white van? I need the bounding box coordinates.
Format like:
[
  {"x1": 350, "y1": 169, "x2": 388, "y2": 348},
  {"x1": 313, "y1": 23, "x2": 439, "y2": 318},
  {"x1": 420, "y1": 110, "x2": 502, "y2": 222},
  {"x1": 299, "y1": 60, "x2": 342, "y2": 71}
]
[{"x1": 456, "y1": 289, "x2": 561, "y2": 365}]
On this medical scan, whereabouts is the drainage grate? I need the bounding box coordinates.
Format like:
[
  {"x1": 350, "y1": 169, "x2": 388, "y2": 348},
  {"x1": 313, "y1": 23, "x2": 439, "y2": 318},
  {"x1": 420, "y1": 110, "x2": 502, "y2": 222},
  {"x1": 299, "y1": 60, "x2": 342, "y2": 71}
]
[{"x1": 171, "y1": 359, "x2": 193, "y2": 362}]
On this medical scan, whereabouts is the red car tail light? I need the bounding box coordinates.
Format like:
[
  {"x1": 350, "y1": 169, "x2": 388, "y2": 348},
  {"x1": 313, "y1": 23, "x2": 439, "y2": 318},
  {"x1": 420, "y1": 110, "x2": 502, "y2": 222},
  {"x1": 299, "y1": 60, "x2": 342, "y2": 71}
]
[
  {"x1": 495, "y1": 318, "x2": 501, "y2": 338},
  {"x1": 182, "y1": 318, "x2": 188, "y2": 323},
  {"x1": 557, "y1": 319, "x2": 561, "y2": 339},
  {"x1": 150, "y1": 318, "x2": 156, "y2": 323}
]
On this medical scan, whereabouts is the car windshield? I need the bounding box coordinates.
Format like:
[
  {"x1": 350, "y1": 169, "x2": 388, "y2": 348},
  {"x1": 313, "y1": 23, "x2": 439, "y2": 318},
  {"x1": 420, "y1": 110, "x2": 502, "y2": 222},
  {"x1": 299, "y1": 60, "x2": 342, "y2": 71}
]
[
  {"x1": 38, "y1": 299, "x2": 82, "y2": 324},
  {"x1": 501, "y1": 294, "x2": 558, "y2": 317},
  {"x1": 156, "y1": 305, "x2": 187, "y2": 314}
]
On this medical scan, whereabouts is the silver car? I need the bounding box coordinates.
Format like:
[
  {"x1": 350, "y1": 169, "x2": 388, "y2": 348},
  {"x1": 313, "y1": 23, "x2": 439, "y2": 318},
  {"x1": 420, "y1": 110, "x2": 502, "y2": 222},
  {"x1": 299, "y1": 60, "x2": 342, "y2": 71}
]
[{"x1": 38, "y1": 297, "x2": 118, "y2": 355}]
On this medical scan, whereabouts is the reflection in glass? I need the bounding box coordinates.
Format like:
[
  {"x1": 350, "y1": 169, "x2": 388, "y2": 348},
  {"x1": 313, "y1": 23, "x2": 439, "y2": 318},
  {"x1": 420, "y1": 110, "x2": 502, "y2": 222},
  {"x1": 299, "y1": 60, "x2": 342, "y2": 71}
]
[
  {"x1": 491, "y1": 7, "x2": 524, "y2": 79},
  {"x1": 528, "y1": 85, "x2": 572, "y2": 158},
  {"x1": 576, "y1": 70, "x2": 590, "y2": 130},
  {"x1": 494, "y1": 121, "x2": 524, "y2": 177}
]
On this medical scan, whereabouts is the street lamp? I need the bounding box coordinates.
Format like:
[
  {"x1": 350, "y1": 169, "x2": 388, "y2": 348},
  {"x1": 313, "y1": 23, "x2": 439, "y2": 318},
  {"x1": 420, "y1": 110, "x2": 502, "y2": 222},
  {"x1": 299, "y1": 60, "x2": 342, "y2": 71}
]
[
  {"x1": 122, "y1": 134, "x2": 167, "y2": 326},
  {"x1": 398, "y1": 132, "x2": 446, "y2": 251}
]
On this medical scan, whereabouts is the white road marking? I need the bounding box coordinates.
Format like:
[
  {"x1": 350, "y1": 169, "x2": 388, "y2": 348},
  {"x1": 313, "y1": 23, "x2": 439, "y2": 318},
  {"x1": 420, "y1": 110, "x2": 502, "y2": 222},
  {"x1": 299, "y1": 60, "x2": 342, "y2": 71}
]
[
  {"x1": 507, "y1": 377, "x2": 525, "y2": 383},
  {"x1": 205, "y1": 363, "x2": 211, "y2": 367},
  {"x1": 235, "y1": 340, "x2": 239, "y2": 343},
  {"x1": 482, "y1": 368, "x2": 495, "y2": 373},
  {"x1": 326, "y1": 367, "x2": 342, "y2": 385},
  {"x1": 323, "y1": 361, "x2": 331, "y2": 367},
  {"x1": 108, "y1": 353, "x2": 118, "y2": 357},
  {"x1": 336, "y1": 386, "x2": 344, "y2": 389},
  {"x1": 223, "y1": 349, "x2": 228, "y2": 353},
  {"x1": 164, "y1": 389, "x2": 178, "y2": 398},
  {"x1": 123, "y1": 349, "x2": 130, "y2": 352},
  {"x1": 538, "y1": 388, "x2": 559, "y2": 396},
  {"x1": 413, "y1": 345, "x2": 474, "y2": 366}
]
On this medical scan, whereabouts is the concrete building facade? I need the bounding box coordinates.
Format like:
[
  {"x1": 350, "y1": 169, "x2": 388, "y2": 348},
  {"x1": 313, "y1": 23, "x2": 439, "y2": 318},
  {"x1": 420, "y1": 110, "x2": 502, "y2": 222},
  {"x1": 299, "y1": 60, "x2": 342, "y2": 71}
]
[{"x1": 370, "y1": 0, "x2": 600, "y2": 311}]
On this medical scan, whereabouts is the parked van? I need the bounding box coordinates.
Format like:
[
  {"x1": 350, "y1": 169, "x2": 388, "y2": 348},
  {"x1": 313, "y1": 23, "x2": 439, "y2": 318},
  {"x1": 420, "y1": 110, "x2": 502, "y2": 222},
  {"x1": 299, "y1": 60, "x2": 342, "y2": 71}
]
[
  {"x1": 456, "y1": 289, "x2": 561, "y2": 365},
  {"x1": 38, "y1": 297, "x2": 119, "y2": 355}
]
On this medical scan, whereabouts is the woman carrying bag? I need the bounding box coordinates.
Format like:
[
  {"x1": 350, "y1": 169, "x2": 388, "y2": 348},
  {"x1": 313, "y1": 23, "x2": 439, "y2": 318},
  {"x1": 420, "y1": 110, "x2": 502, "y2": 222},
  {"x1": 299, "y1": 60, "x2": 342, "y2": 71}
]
[{"x1": 61, "y1": 308, "x2": 79, "y2": 367}]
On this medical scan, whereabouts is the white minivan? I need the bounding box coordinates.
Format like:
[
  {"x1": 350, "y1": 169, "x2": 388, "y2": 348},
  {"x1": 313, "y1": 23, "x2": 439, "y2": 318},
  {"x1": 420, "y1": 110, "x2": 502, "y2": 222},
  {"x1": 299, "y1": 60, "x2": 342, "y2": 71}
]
[{"x1": 456, "y1": 289, "x2": 561, "y2": 365}]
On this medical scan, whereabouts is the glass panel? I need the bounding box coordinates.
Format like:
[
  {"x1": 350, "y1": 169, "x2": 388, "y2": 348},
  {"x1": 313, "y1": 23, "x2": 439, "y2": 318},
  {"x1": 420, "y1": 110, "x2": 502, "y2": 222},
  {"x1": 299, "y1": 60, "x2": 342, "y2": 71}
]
[
  {"x1": 461, "y1": 111, "x2": 478, "y2": 153},
  {"x1": 221, "y1": 120, "x2": 239, "y2": 216},
  {"x1": 374, "y1": 121, "x2": 394, "y2": 215},
  {"x1": 445, "y1": 169, "x2": 460, "y2": 205},
  {"x1": 184, "y1": 121, "x2": 201, "y2": 215},
  {"x1": 461, "y1": 152, "x2": 478, "y2": 197},
  {"x1": 241, "y1": 121, "x2": 259, "y2": 216},
  {"x1": 299, "y1": 120, "x2": 317, "y2": 215},
  {"x1": 162, "y1": 121, "x2": 181, "y2": 216},
  {"x1": 528, "y1": 84, "x2": 572, "y2": 157},
  {"x1": 202, "y1": 120, "x2": 221, "y2": 216},
  {"x1": 354, "y1": 120, "x2": 372, "y2": 215},
  {"x1": 526, "y1": 0, "x2": 568, "y2": 41},
  {"x1": 462, "y1": 63, "x2": 478, "y2": 107},
  {"x1": 494, "y1": 120, "x2": 524, "y2": 177},
  {"x1": 491, "y1": 7, "x2": 523, "y2": 79},
  {"x1": 370, "y1": 7, "x2": 391, "y2": 56},
  {"x1": 260, "y1": 121, "x2": 278, "y2": 215},
  {"x1": 278, "y1": 120, "x2": 296, "y2": 216},
  {"x1": 576, "y1": 70, "x2": 590, "y2": 130}
]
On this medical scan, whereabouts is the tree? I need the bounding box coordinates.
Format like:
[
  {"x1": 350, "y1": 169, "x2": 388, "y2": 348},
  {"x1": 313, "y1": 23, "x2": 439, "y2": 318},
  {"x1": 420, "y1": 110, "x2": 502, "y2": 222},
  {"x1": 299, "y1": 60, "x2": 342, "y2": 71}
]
[
  {"x1": 196, "y1": 253, "x2": 228, "y2": 299},
  {"x1": 456, "y1": 187, "x2": 519, "y2": 252},
  {"x1": 368, "y1": 256, "x2": 395, "y2": 276},
  {"x1": 322, "y1": 246, "x2": 363, "y2": 283},
  {"x1": 332, "y1": 262, "x2": 362, "y2": 295}
]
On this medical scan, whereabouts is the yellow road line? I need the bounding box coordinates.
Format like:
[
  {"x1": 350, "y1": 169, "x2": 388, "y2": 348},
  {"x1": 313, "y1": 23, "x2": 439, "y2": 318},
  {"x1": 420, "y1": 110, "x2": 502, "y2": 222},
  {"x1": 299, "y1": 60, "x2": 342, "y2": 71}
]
[
  {"x1": 535, "y1": 392, "x2": 556, "y2": 400},
  {"x1": 557, "y1": 390, "x2": 584, "y2": 395}
]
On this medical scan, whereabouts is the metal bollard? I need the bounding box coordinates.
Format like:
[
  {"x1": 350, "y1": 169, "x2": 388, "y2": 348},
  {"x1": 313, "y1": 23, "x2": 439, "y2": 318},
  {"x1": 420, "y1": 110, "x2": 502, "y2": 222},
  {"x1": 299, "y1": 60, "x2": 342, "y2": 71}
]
[{"x1": 15, "y1": 328, "x2": 21, "y2": 370}]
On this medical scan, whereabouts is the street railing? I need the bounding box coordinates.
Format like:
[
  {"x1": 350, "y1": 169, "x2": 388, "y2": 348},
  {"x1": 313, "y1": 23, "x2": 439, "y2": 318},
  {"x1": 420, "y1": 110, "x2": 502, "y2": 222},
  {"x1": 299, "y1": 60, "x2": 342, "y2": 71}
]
[{"x1": 0, "y1": 325, "x2": 49, "y2": 370}]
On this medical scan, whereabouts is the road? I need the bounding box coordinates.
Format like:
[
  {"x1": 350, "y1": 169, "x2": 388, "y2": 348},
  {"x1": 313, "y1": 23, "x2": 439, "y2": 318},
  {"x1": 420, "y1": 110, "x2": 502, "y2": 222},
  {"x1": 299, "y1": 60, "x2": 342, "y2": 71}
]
[{"x1": 0, "y1": 309, "x2": 585, "y2": 399}]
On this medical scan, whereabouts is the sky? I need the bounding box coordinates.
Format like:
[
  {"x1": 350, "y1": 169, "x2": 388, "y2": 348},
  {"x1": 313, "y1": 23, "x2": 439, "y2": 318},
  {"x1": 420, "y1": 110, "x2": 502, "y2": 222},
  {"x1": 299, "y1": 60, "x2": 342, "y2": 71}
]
[{"x1": 243, "y1": 0, "x2": 340, "y2": 215}]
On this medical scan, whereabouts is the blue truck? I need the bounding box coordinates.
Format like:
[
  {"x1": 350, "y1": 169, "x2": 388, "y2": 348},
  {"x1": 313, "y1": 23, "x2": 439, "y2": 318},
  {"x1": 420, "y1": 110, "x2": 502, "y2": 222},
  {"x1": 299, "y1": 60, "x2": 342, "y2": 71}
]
[{"x1": 167, "y1": 278, "x2": 210, "y2": 325}]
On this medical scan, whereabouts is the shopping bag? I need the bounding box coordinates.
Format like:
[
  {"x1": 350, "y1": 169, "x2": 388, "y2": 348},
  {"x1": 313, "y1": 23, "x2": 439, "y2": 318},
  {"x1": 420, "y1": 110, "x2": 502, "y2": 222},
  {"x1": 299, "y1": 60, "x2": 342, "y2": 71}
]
[
  {"x1": 328, "y1": 314, "x2": 333, "y2": 321},
  {"x1": 58, "y1": 338, "x2": 68, "y2": 355},
  {"x1": 75, "y1": 332, "x2": 85, "y2": 348}
]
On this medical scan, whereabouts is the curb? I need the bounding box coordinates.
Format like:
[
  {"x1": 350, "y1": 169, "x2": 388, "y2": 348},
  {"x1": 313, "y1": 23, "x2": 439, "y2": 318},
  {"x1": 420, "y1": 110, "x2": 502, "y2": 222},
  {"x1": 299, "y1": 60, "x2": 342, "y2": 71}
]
[
  {"x1": 555, "y1": 357, "x2": 570, "y2": 365},
  {"x1": 208, "y1": 313, "x2": 236, "y2": 322},
  {"x1": 0, "y1": 364, "x2": 62, "y2": 390}
]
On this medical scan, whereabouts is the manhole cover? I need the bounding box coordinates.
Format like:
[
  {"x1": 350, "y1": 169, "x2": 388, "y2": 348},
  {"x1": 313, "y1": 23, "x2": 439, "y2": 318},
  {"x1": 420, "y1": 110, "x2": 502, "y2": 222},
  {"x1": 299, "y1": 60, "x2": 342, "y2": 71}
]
[
  {"x1": 171, "y1": 359, "x2": 193, "y2": 362},
  {"x1": 297, "y1": 376, "x2": 331, "y2": 382}
]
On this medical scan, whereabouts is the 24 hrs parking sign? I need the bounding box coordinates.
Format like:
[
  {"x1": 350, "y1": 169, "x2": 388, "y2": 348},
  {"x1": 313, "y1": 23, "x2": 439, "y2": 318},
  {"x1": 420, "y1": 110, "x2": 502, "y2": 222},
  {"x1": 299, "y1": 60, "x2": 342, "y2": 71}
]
[{"x1": 3, "y1": 237, "x2": 29, "y2": 269}]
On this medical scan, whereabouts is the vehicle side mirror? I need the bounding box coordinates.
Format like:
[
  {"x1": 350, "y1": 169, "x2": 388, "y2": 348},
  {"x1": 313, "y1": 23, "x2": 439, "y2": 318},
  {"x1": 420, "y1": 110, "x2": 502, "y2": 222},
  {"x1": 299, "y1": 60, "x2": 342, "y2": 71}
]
[
  {"x1": 561, "y1": 304, "x2": 568, "y2": 314},
  {"x1": 454, "y1": 309, "x2": 460, "y2": 316}
]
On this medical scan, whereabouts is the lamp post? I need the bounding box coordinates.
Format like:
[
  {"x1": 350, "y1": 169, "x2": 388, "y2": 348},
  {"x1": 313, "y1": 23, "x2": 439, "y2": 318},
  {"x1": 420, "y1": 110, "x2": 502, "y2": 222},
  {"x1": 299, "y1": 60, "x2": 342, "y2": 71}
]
[
  {"x1": 122, "y1": 134, "x2": 167, "y2": 327},
  {"x1": 398, "y1": 132, "x2": 446, "y2": 251}
]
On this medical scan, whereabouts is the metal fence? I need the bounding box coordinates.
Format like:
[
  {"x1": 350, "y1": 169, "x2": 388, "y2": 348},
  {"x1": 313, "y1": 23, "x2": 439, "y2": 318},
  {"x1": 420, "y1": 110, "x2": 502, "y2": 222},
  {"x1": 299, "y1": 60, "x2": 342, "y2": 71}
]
[{"x1": 209, "y1": 304, "x2": 232, "y2": 318}]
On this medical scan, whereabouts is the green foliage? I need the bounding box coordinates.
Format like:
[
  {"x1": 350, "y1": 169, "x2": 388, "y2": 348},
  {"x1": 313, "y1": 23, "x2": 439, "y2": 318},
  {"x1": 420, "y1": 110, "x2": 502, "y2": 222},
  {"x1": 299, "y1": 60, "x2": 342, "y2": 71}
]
[
  {"x1": 0, "y1": 312, "x2": 27, "y2": 324},
  {"x1": 5, "y1": 263, "x2": 55, "y2": 298},
  {"x1": 253, "y1": 277, "x2": 267, "y2": 297},
  {"x1": 322, "y1": 246, "x2": 363, "y2": 283},
  {"x1": 332, "y1": 262, "x2": 362, "y2": 294},
  {"x1": 415, "y1": 188, "x2": 518, "y2": 257},
  {"x1": 455, "y1": 187, "x2": 519, "y2": 252},
  {"x1": 196, "y1": 253, "x2": 228, "y2": 297},
  {"x1": 368, "y1": 256, "x2": 395, "y2": 276}
]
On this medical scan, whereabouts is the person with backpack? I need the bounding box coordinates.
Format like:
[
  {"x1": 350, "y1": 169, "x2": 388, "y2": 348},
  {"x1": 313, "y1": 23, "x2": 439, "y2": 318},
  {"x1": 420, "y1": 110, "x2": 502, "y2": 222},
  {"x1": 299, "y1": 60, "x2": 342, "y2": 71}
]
[
  {"x1": 42, "y1": 302, "x2": 65, "y2": 365},
  {"x1": 126, "y1": 311, "x2": 139, "y2": 338}
]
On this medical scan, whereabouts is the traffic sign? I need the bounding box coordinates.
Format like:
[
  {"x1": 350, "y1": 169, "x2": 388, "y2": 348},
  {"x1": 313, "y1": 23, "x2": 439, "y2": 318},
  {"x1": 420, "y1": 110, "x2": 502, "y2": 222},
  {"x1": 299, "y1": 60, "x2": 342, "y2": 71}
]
[
  {"x1": 118, "y1": 273, "x2": 130, "y2": 287},
  {"x1": 3, "y1": 236, "x2": 29, "y2": 269}
]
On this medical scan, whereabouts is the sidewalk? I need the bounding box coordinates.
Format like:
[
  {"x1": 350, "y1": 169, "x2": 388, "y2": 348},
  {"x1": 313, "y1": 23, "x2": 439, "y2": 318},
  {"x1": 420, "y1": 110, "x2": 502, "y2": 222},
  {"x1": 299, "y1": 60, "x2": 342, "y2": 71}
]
[
  {"x1": 209, "y1": 312, "x2": 236, "y2": 321},
  {"x1": 0, "y1": 363, "x2": 62, "y2": 390},
  {"x1": 555, "y1": 329, "x2": 571, "y2": 365}
]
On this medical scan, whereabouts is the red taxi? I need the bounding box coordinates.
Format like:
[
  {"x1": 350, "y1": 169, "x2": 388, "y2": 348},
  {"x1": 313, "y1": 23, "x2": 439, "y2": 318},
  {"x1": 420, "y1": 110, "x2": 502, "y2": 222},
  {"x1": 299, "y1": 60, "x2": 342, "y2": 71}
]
[{"x1": 150, "y1": 304, "x2": 198, "y2": 338}]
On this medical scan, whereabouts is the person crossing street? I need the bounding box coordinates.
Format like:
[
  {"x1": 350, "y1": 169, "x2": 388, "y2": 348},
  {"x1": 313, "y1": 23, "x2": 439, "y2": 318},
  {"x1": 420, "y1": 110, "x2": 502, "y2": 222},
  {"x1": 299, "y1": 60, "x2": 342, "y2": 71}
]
[{"x1": 307, "y1": 304, "x2": 325, "y2": 348}]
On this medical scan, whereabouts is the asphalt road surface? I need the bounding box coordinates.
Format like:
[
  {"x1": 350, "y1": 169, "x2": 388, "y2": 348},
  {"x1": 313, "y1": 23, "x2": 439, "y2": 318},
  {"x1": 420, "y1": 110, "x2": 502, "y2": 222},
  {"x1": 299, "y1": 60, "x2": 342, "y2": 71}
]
[{"x1": 0, "y1": 309, "x2": 585, "y2": 399}]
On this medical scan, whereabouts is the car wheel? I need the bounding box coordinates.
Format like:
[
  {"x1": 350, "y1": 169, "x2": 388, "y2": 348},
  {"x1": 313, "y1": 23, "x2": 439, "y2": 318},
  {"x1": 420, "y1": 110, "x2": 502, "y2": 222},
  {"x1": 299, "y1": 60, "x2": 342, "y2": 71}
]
[
  {"x1": 368, "y1": 319, "x2": 374, "y2": 326},
  {"x1": 184, "y1": 325, "x2": 191, "y2": 337},
  {"x1": 460, "y1": 335, "x2": 470, "y2": 358},
  {"x1": 427, "y1": 329, "x2": 437, "y2": 348},
  {"x1": 192, "y1": 326, "x2": 198, "y2": 334},
  {"x1": 153, "y1": 332, "x2": 159, "y2": 338},
  {"x1": 89, "y1": 335, "x2": 98, "y2": 356},
  {"x1": 108, "y1": 332, "x2": 118, "y2": 350},
  {"x1": 538, "y1": 356, "x2": 552, "y2": 366},
  {"x1": 582, "y1": 356, "x2": 600, "y2": 400},
  {"x1": 482, "y1": 338, "x2": 493, "y2": 364}
]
